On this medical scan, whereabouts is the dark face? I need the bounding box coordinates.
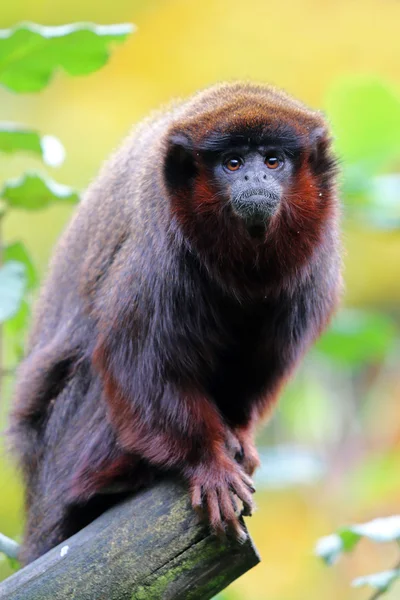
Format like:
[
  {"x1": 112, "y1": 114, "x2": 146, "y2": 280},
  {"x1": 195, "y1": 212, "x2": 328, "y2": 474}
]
[{"x1": 212, "y1": 147, "x2": 294, "y2": 227}]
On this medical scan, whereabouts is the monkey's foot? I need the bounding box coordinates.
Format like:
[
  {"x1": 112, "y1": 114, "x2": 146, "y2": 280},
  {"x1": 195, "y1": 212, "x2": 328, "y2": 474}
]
[{"x1": 189, "y1": 457, "x2": 255, "y2": 542}]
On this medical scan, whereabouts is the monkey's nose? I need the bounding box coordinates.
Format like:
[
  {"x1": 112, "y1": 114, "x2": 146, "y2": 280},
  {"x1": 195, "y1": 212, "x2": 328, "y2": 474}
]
[{"x1": 243, "y1": 171, "x2": 266, "y2": 183}]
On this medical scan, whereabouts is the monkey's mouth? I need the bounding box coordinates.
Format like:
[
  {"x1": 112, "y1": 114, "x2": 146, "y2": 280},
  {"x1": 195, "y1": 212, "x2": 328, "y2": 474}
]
[
  {"x1": 237, "y1": 188, "x2": 279, "y2": 201},
  {"x1": 231, "y1": 189, "x2": 280, "y2": 224}
]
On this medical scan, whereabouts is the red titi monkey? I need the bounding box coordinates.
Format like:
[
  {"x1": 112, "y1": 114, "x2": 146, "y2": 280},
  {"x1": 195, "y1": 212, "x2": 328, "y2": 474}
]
[{"x1": 11, "y1": 82, "x2": 341, "y2": 564}]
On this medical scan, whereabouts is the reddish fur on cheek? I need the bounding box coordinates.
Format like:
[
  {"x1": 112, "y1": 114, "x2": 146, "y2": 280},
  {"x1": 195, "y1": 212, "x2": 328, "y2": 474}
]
[
  {"x1": 268, "y1": 160, "x2": 335, "y2": 276},
  {"x1": 172, "y1": 170, "x2": 222, "y2": 225},
  {"x1": 192, "y1": 172, "x2": 221, "y2": 212},
  {"x1": 170, "y1": 170, "x2": 231, "y2": 258}
]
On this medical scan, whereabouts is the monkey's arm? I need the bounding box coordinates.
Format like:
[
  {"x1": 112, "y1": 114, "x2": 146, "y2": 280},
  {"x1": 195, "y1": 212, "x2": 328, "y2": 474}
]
[{"x1": 92, "y1": 329, "x2": 254, "y2": 539}]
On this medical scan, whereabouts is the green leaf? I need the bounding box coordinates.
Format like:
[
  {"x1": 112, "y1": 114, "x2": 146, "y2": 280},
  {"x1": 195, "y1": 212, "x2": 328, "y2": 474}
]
[
  {"x1": 0, "y1": 122, "x2": 65, "y2": 166},
  {"x1": 0, "y1": 261, "x2": 26, "y2": 323},
  {"x1": 337, "y1": 528, "x2": 361, "y2": 552},
  {"x1": 4, "y1": 241, "x2": 37, "y2": 290},
  {"x1": 326, "y1": 77, "x2": 400, "y2": 173},
  {"x1": 1, "y1": 171, "x2": 79, "y2": 210},
  {"x1": 352, "y1": 569, "x2": 400, "y2": 593},
  {"x1": 316, "y1": 309, "x2": 396, "y2": 367},
  {"x1": 0, "y1": 22, "x2": 135, "y2": 92}
]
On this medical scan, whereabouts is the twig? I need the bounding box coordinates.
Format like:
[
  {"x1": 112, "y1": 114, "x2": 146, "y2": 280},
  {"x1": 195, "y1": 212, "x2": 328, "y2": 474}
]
[
  {"x1": 0, "y1": 534, "x2": 20, "y2": 560},
  {"x1": 368, "y1": 557, "x2": 400, "y2": 600}
]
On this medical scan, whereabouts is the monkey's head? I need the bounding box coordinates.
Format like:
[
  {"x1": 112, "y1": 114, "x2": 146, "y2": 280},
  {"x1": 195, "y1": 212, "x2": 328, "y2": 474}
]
[{"x1": 163, "y1": 83, "x2": 338, "y2": 287}]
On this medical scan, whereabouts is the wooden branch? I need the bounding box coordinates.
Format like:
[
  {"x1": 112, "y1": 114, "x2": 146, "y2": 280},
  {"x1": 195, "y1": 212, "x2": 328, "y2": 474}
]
[{"x1": 0, "y1": 479, "x2": 260, "y2": 600}]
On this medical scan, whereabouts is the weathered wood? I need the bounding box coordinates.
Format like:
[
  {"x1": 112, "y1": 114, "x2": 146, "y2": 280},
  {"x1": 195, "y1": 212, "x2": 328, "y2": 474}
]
[{"x1": 0, "y1": 479, "x2": 260, "y2": 599}]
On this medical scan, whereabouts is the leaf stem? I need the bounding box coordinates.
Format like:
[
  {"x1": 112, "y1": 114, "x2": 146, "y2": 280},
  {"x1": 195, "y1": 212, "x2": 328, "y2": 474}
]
[{"x1": 368, "y1": 556, "x2": 400, "y2": 600}]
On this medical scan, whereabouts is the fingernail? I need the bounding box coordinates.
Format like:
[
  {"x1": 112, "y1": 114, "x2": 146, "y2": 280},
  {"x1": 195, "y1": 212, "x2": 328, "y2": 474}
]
[{"x1": 237, "y1": 528, "x2": 248, "y2": 544}]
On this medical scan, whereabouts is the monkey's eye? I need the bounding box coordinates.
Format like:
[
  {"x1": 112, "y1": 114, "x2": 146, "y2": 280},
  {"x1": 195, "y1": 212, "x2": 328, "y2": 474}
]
[
  {"x1": 224, "y1": 157, "x2": 243, "y2": 172},
  {"x1": 265, "y1": 155, "x2": 282, "y2": 169}
]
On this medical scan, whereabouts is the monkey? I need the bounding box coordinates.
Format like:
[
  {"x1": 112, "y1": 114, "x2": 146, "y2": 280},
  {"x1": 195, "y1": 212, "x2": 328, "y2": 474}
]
[{"x1": 9, "y1": 82, "x2": 341, "y2": 565}]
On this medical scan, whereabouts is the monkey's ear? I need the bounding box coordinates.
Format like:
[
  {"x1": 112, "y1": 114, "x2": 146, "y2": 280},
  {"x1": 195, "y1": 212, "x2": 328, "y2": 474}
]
[
  {"x1": 309, "y1": 126, "x2": 335, "y2": 176},
  {"x1": 164, "y1": 133, "x2": 198, "y2": 190}
]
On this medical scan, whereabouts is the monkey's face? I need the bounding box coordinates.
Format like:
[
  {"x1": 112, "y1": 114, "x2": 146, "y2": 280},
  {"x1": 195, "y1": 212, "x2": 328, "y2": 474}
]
[
  {"x1": 211, "y1": 147, "x2": 294, "y2": 227},
  {"x1": 165, "y1": 112, "x2": 336, "y2": 277},
  {"x1": 164, "y1": 132, "x2": 299, "y2": 234},
  {"x1": 163, "y1": 85, "x2": 337, "y2": 285}
]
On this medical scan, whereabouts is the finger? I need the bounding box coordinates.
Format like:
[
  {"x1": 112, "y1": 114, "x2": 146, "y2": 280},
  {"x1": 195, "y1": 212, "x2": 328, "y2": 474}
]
[
  {"x1": 230, "y1": 492, "x2": 240, "y2": 516},
  {"x1": 191, "y1": 483, "x2": 202, "y2": 510},
  {"x1": 218, "y1": 488, "x2": 247, "y2": 542},
  {"x1": 218, "y1": 487, "x2": 237, "y2": 523},
  {"x1": 241, "y1": 502, "x2": 254, "y2": 517},
  {"x1": 206, "y1": 489, "x2": 224, "y2": 536},
  {"x1": 230, "y1": 477, "x2": 255, "y2": 516},
  {"x1": 232, "y1": 522, "x2": 248, "y2": 543},
  {"x1": 240, "y1": 471, "x2": 256, "y2": 492}
]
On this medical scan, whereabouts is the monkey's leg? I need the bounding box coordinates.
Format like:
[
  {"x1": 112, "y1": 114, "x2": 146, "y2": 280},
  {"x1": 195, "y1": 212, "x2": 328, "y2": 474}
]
[
  {"x1": 70, "y1": 432, "x2": 154, "y2": 503},
  {"x1": 11, "y1": 333, "x2": 79, "y2": 436},
  {"x1": 20, "y1": 494, "x2": 76, "y2": 564},
  {"x1": 21, "y1": 487, "x2": 141, "y2": 565},
  {"x1": 21, "y1": 422, "x2": 153, "y2": 564}
]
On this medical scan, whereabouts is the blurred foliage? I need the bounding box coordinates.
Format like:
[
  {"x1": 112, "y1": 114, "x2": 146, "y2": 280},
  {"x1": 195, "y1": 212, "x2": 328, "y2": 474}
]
[
  {"x1": 316, "y1": 310, "x2": 396, "y2": 368},
  {"x1": 0, "y1": 22, "x2": 134, "y2": 92},
  {"x1": 0, "y1": 2, "x2": 399, "y2": 598},
  {"x1": 0, "y1": 262, "x2": 26, "y2": 323},
  {"x1": 0, "y1": 21, "x2": 132, "y2": 345},
  {"x1": 1, "y1": 172, "x2": 79, "y2": 210},
  {"x1": 0, "y1": 19, "x2": 133, "y2": 581},
  {"x1": 327, "y1": 78, "x2": 400, "y2": 172},
  {"x1": 0, "y1": 123, "x2": 64, "y2": 165},
  {"x1": 327, "y1": 78, "x2": 400, "y2": 230},
  {"x1": 317, "y1": 516, "x2": 400, "y2": 597}
]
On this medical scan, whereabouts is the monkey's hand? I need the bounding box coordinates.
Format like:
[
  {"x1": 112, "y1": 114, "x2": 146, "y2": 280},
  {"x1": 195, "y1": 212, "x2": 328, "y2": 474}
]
[
  {"x1": 225, "y1": 427, "x2": 260, "y2": 476},
  {"x1": 189, "y1": 455, "x2": 255, "y2": 542}
]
